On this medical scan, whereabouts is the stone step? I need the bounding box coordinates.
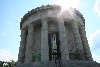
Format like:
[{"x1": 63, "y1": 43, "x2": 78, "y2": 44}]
[{"x1": 16, "y1": 60, "x2": 100, "y2": 67}]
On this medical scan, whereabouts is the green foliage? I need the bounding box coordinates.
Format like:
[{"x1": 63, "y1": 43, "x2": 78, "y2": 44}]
[
  {"x1": 35, "y1": 53, "x2": 41, "y2": 62},
  {"x1": 0, "y1": 60, "x2": 16, "y2": 67}
]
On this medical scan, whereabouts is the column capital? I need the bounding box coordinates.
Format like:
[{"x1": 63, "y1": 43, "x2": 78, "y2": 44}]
[
  {"x1": 41, "y1": 19, "x2": 48, "y2": 30},
  {"x1": 41, "y1": 18, "x2": 48, "y2": 24}
]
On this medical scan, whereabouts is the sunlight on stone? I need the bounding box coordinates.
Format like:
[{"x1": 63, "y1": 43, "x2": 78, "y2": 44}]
[{"x1": 54, "y1": 0, "x2": 80, "y2": 11}]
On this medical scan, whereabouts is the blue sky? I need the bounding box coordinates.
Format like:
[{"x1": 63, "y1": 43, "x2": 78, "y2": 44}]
[{"x1": 0, "y1": 0, "x2": 100, "y2": 62}]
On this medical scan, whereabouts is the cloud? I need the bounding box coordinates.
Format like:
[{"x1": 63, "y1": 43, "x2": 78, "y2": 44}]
[
  {"x1": 88, "y1": 29, "x2": 100, "y2": 50},
  {"x1": 1, "y1": 33, "x2": 7, "y2": 36},
  {"x1": 88, "y1": 29, "x2": 100, "y2": 63},
  {"x1": 92, "y1": 54, "x2": 100, "y2": 63},
  {"x1": 0, "y1": 49, "x2": 17, "y2": 61},
  {"x1": 8, "y1": 21, "x2": 13, "y2": 25},
  {"x1": 54, "y1": 0, "x2": 81, "y2": 10},
  {"x1": 93, "y1": 0, "x2": 100, "y2": 17}
]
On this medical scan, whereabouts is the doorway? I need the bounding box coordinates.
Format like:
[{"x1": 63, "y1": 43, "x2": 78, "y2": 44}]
[{"x1": 48, "y1": 32, "x2": 61, "y2": 61}]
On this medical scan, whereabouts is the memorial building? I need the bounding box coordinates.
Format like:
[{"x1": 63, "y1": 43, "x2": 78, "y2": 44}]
[{"x1": 16, "y1": 5, "x2": 100, "y2": 67}]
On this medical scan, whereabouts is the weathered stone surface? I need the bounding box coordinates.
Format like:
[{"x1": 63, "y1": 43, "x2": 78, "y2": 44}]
[
  {"x1": 71, "y1": 21, "x2": 85, "y2": 60},
  {"x1": 58, "y1": 18, "x2": 69, "y2": 60},
  {"x1": 17, "y1": 5, "x2": 96, "y2": 67},
  {"x1": 25, "y1": 24, "x2": 34, "y2": 63},
  {"x1": 16, "y1": 61, "x2": 100, "y2": 67},
  {"x1": 17, "y1": 29, "x2": 27, "y2": 65},
  {"x1": 78, "y1": 25, "x2": 93, "y2": 61},
  {"x1": 41, "y1": 19, "x2": 49, "y2": 61},
  {"x1": 64, "y1": 22, "x2": 76, "y2": 60}
]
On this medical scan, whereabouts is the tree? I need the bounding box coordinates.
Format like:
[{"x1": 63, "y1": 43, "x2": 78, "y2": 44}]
[{"x1": 0, "y1": 60, "x2": 16, "y2": 67}]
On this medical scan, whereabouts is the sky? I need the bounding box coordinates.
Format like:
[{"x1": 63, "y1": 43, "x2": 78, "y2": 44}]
[{"x1": 0, "y1": 0, "x2": 100, "y2": 63}]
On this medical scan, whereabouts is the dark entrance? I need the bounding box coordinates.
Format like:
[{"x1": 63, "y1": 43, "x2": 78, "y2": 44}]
[{"x1": 48, "y1": 33, "x2": 61, "y2": 61}]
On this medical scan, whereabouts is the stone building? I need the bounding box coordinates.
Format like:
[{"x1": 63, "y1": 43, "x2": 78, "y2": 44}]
[{"x1": 16, "y1": 5, "x2": 100, "y2": 67}]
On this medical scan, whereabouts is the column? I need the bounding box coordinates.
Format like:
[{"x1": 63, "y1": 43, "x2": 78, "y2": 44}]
[
  {"x1": 72, "y1": 21, "x2": 85, "y2": 60},
  {"x1": 17, "y1": 28, "x2": 26, "y2": 65},
  {"x1": 58, "y1": 18, "x2": 69, "y2": 60},
  {"x1": 25, "y1": 24, "x2": 34, "y2": 63},
  {"x1": 79, "y1": 25, "x2": 93, "y2": 61},
  {"x1": 41, "y1": 19, "x2": 49, "y2": 61}
]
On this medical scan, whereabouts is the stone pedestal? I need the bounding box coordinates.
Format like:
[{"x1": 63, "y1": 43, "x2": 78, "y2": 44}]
[
  {"x1": 41, "y1": 19, "x2": 49, "y2": 61},
  {"x1": 16, "y1": 60, "x2": 100, "y2": 67}
]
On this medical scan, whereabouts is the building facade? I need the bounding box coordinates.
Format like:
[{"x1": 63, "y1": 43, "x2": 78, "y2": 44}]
[{"x1": 17, "y1": 5, "x2": 93, "y2": 65}]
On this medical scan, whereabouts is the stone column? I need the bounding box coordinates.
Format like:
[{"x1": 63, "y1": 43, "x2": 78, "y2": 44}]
[
  {"x1": 58, "y1": 18, "x2": 69, "y2": 60},
  {"x1": 25, "y1": 24, "x2": 34, "y2": 63},
  {"x1": 17, "y1": 28, "x2": 26, "y2": 65},
  {"x1": 71, "y1": 21, "x2": 85, "y2": 60},
  {"x1": 41, "y1": 19, "x2": 49, "y2": 61},
  {"x1": 79, "y1": 25, "x2": 93, "y2": 61}
]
